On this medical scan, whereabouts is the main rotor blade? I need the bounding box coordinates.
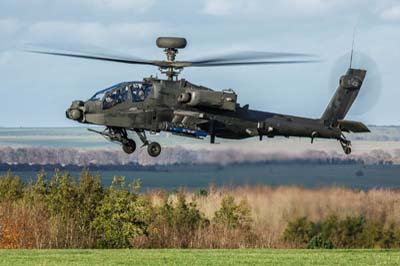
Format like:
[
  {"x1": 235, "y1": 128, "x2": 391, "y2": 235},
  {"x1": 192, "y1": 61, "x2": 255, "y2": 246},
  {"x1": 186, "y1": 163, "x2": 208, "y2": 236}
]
[
  {"x1": 189, "y1": 51, "x2": 315, "y2": 64},
  {"x1": 24, "y1": 46, "x2": 319, "y2": 68},
  {"x1": 25, "y1": 49, "x2": 157, "y2": 66},
  {"x1": 189, "y1": 59, "x2": 319, "y2": 67}
]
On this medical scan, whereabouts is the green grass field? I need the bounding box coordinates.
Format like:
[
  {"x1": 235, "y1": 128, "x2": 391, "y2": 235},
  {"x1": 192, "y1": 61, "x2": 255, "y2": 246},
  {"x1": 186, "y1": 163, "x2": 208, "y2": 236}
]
[{"x1": 0, "y1": 249, "x2": 399, "y2": 266}]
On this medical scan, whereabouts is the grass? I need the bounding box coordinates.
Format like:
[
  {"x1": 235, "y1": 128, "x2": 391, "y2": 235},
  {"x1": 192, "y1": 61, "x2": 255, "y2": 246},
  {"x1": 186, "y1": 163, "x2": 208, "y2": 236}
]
[{"x1": 0, "y1": 249, "x2": 399, "y2": 266}]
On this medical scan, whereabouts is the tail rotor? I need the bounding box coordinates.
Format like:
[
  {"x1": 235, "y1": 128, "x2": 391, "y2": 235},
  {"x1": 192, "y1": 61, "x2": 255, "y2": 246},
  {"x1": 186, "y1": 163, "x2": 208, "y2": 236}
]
[{"x1": 329, "y1": 52, "x2": 382, "y2": 115}]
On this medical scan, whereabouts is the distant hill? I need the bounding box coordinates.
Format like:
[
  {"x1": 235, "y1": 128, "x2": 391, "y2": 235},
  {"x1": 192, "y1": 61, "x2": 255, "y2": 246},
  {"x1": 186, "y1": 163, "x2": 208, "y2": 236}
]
[
  {"x1": 350, "y1": 126, "x2": 400, "y2": 141},
  {"x1": 0, "y1": 143, "x2": 397, "y2": 167}
]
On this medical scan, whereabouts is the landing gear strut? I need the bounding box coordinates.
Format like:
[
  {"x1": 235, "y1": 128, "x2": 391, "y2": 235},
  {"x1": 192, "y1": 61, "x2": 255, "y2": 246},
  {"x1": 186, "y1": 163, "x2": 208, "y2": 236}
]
[
  {"x1": 135, "y1": 129, "x2": 162, "y2": 157},
  {"x1": 89, "y1": 127, "x2": 137, "y2": 154},
  {"x1": 88, "y1": 127, "x2": 161, "y2": 157},
  {"x1": 339, "y1": 134, "x2": 352, "y2": 155}
]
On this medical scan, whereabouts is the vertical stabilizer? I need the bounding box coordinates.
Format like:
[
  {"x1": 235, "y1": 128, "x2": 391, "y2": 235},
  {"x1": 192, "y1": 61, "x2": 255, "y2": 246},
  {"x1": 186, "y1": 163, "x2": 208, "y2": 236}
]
[{"x1": 321, "y1": 68, "x2": 366, "y2": 126}]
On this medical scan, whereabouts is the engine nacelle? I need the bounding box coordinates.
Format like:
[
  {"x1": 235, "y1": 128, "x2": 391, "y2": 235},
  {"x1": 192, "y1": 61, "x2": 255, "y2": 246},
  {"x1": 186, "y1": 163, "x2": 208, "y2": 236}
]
[
  {"x1": 178, "y1": 92, "x2": 191, "y2": 103},
  {"x1": 178, "y1": 89, "x2": 237, "y2": 111}
]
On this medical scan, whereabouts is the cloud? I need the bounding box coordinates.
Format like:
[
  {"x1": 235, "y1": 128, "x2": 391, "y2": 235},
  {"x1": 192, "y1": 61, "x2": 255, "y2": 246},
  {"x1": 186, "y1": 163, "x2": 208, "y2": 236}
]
[
  {"x1": 380, "y1": 5, "x2": 400, "y2": 21},
  {"x1": 27, "y1": 21, "x2": 166, "y2": 47},
  {"x1": 0, "y1": 18, "x2": 22, "y2": 51},
  {"x1": 201, "y1": 0, "x2": 363, "y2": 18},
  {"x1": 286, "y1": 0, "x2": 329, "y2": 14},
  {"x1": 0, "y1": 0, "x2": 156, "y2": 18},
  {"x1": 82, "y1": 0, "x2": 155, "y2": 13},
  {"x1": 0, "y1": 51, "x2": 12, "y2": 64},
  {"x1": 0, "y1": 18, "x2": 21, "y2": 35},
  {"x1": 201, "y1": 0, "x2": 238, "y2": 16}
]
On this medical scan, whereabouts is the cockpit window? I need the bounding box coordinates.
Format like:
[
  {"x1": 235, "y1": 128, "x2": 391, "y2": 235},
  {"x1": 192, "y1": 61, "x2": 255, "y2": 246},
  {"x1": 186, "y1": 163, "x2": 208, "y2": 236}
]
[
  {"x1": 90, "y1": 82, "x2": 124, "y2": 101},
  {"x1": 131, "y1": 83, "x2": 151, "y2": 102},
  {"x1": 92, "y1": 81, "x2": 152, "y2": 109},
  {"x1": 103, "y1": 88, "x2": 125, "y2": 109}
]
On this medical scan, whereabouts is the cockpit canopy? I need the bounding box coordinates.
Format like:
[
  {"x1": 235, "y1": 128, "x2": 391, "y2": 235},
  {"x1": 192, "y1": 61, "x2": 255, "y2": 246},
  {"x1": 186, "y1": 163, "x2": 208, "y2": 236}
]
[{"x1": 89, "y1": 81, "x2": 152, "y2": 109}]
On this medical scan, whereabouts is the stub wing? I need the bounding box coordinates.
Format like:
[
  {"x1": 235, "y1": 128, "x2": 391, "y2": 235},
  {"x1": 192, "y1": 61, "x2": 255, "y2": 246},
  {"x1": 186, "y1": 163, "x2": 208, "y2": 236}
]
[{"x1": 163, "y1": 109, "x2": 209, "y2": 139}]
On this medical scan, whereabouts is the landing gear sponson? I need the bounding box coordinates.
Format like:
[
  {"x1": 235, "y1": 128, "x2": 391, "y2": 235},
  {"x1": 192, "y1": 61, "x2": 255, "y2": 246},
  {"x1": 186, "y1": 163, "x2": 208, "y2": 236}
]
[{"x1": 88, "y1": 127, "x2": 162, "y2": 157}]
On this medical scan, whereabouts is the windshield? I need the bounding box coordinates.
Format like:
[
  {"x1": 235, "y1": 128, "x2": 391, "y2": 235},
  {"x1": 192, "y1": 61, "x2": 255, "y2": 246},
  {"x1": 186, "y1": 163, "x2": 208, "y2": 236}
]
[
  {"x1": 89, "y1": 81, "x2": 137, "y2": 101},
  {"x1": 90, "y1": 81, "x2": 153, "y2": 109}
]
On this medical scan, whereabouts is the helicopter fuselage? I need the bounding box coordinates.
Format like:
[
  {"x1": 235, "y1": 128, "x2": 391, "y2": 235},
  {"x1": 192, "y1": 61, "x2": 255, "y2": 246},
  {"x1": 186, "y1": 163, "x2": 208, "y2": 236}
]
[
  {"x1": 66, "y1": 68, "x2": 370, "y2": 157},
  {"x1": 67, "y1": 77, "x2": 344, "y2": 145}
]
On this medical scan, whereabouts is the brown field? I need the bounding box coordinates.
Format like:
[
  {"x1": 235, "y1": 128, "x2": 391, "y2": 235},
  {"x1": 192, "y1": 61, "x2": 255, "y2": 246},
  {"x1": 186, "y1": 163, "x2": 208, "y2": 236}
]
[
  {"x1": 149, "y1": 186, "x2": 400, "y2": 247},
  {"x1": 1, "y1": 172, "x2": 400, "y2": 249}
]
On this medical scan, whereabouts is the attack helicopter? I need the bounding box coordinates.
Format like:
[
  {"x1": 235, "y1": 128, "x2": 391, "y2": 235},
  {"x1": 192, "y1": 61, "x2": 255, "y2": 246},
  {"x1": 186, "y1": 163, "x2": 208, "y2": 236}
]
[{"x1": 28, "y1": 37, "x2": 370, "y2": 157}]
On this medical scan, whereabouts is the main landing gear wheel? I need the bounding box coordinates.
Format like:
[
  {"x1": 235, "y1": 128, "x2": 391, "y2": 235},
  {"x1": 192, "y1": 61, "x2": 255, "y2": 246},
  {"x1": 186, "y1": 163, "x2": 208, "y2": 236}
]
[
  {"x1": 135, "y1": 129, "x2": 162, "y2": 157},
  {"x1": 122, "y1": 139, "x2": 136, "y2": 154},
  {"x1": 147, "y1": 142, "x2": 162, "y2": 157}
]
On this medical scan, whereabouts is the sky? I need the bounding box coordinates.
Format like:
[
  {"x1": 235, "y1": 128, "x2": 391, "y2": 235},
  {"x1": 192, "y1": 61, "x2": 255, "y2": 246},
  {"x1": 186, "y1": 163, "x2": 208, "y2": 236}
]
[{"x1": 0, "y1": 0, "x2": 399, "y2": 127}]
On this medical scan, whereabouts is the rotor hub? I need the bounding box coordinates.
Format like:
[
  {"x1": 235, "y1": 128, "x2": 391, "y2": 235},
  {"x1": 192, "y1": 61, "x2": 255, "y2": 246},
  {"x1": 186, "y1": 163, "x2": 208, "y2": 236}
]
[
  {"x1": 165, "y1": 48, "x2": 178, "y2": 62},
  {"x1": 156, "y1": 37, "x2": 187, "y2": 80}
]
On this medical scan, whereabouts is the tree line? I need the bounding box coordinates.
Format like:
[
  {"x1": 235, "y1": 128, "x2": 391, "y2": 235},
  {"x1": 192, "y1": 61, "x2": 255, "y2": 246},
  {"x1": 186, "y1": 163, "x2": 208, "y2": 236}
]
[{"x1": 0, "y1": 146, "x2": 397, "y2": 167}]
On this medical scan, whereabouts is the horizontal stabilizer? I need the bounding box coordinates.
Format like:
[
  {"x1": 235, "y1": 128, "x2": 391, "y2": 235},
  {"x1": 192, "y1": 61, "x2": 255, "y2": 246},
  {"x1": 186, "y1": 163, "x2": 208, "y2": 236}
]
[{"x1": 338, "y1": 120, "x2": 370, "y2": 133}]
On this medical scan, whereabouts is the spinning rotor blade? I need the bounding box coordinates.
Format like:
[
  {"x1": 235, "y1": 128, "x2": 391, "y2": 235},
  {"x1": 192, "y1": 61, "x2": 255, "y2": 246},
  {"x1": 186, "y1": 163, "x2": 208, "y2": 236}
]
[
  {"x1": 189, "y1": 51, "x2": 314, "y2": 65},
  {"x1": 329, "y1": 52, "x2": 382, "y2": 115},
  {"x1": 25, "y1": 49, "x2": 157, "y2": 66},
  {"x1": 24, "y1": 45, "x2": 318, "y2": 68},
  {"x1": 25, "y1": 48, "x2": 195, "y2": 68},
  {"x1": 188, "y1": 59, "x2": 318, "y2": 67}
]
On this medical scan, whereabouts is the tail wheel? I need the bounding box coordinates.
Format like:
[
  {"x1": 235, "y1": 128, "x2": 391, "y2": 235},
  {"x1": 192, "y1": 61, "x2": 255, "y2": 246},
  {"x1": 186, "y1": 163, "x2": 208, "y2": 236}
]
[
  {"x1": 147, "y1": 142, "x2": 162, "y2": 157},
  {"x1": 122, "y1": 139, "x2": 136, "y2": 154},
  {"x1": 344, "y1": 146, "x2": 352, "y2": 155},
  {"x1": 340, "y1": 140, "x2": 352, "y2": 155}
]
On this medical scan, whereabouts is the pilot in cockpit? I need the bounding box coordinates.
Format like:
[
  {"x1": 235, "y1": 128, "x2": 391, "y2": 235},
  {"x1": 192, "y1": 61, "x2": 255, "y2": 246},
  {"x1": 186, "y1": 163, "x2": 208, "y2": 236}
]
[
  {"x1": 131, "y1": 84, "x2": 145, "y2": 102},
  {"x1": 138, "y1": 89, "x2": 145, "y2": 101},
  {"x1": 104, "y1": 93, "x2": 113, "y2": 108}
]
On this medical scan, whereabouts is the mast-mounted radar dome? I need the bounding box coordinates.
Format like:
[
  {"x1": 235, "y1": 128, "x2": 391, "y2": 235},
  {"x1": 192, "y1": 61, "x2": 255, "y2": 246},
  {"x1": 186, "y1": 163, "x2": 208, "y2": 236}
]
[{"x1": 156, "y1": 37, "x2": 187, "y2": 49}]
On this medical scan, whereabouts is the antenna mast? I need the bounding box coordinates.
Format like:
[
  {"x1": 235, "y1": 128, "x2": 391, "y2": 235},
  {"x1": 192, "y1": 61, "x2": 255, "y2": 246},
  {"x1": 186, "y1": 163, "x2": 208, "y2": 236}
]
[{"x1": 349, "y1": 27, "x2": 356, "y2": 68}]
